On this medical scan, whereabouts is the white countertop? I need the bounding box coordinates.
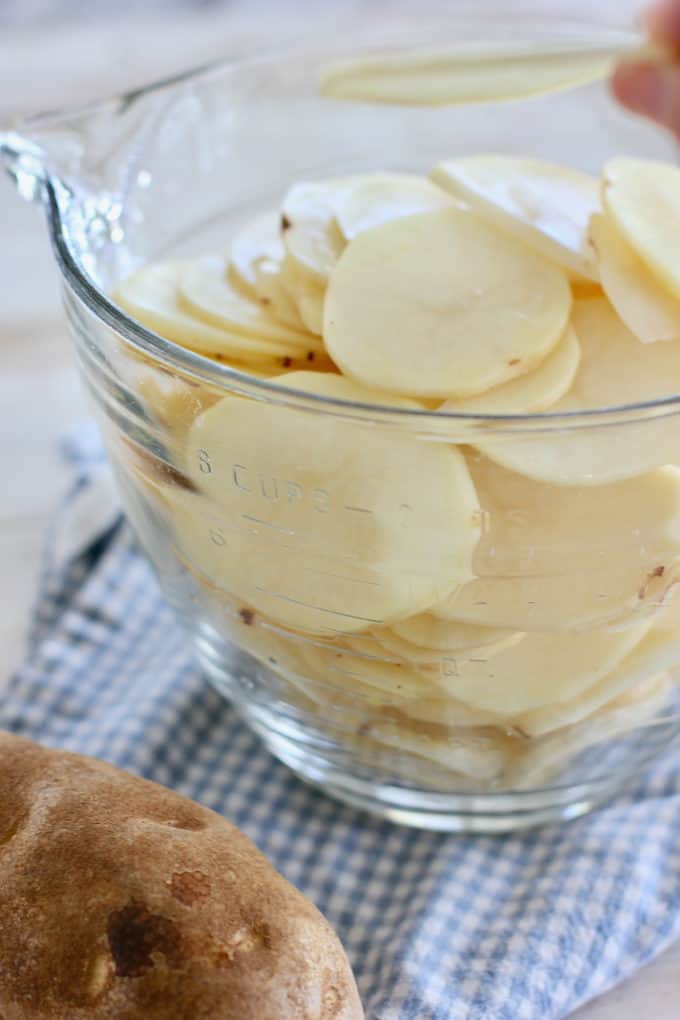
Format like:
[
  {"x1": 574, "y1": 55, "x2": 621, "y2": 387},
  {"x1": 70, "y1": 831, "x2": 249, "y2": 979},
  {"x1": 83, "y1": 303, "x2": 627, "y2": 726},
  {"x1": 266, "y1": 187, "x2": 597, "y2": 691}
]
[{"x1": 1, "y1": 5, "x2": 678, "y2": 1016}]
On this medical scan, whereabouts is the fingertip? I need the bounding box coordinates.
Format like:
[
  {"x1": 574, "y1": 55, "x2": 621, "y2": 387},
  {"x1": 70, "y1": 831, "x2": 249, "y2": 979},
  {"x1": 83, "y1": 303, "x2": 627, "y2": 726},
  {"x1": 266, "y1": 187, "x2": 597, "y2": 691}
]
[
  {"x1": 610, "y1": 62, "x2": 665, "y2": 117},
  {"x1": 646, "y1": 0, "x2": 680, "y2": 45}
]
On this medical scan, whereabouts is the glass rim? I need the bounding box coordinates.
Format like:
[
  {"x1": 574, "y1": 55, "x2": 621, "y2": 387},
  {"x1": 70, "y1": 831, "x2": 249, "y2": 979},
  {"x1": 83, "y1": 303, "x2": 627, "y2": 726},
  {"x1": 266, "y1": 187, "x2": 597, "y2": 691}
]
[{"x1": 42, "y1": 20, "x2": 680, "y2": 433}]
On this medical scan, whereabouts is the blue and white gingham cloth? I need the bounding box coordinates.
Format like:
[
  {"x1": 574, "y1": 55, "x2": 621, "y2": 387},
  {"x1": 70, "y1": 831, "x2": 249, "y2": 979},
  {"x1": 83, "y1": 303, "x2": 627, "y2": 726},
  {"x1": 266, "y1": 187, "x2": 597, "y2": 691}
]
[{"x1": 5, "y1": 427, "x2": 680, "y2": 1020}]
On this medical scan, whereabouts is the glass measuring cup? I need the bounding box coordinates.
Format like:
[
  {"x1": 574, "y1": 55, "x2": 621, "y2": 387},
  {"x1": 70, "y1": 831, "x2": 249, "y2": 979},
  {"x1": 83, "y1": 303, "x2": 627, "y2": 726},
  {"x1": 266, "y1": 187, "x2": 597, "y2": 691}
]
[{"x1": 4, "y1": 11, "x2": 680, "y2": 832}]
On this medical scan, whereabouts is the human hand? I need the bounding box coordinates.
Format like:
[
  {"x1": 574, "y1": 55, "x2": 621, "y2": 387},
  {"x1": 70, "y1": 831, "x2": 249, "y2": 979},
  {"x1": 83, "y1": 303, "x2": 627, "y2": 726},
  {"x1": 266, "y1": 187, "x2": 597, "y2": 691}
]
[{"x1": 612, "y1": 0, "x2": 680, "y2": 136}]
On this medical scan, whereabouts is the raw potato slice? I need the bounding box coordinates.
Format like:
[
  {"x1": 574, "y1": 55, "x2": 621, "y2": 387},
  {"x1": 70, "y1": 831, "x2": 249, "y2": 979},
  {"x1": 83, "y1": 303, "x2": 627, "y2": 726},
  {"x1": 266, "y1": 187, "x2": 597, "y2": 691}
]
[
  {"x1": 335, "y1": 173, "x2": 453, "y2": 239},
  {"x1": 511, "y1": 674, "x2": 672, "y2": 789},
  {"x1": 370, "y1": 626, "x2": 523, "y2": 666},
  {"x1": 383, "y1": 696, "x2": 504, "y2": 730},
  {"x1": 389, "y1": 614, "x2": 521, "y2": 653},
  {"x1": 324, "y1": 207, "x2": 571, "y2": 399},
  {"x1": 280, "y1": 254, "x2": 326, "y2": 335},
  {"x1": 175, "y1": 372, "x2": 480, "y2": 634},
  {"x1": 229, "y1": 210, "x2": 285, "y2": 293},
  {"x1": 589, "y1": 213, "x2": 680, "y2": 343},
  {"x1": 516, "y1": 617, "x2": 680, "y2": 736},
  {"x1": 429, "y1": 617, "x2": 651, "y2": 714},
  {"x1": 281, "y1": 179, "x2": 352, "y2": 285},
  {"x1": 475, "y1": 298, "x2": 680, "y2": 484},
  {"x1": 369, "y1": 628, "x2": 526, "y2": 669},
  {"x1": 441, "y1": 325, "x2": 580, "y2": 414},
  {"x1": 178, "y1": 255, "x2": 316, "y2": 348},
  {"x1": 433, "y1": 454, "x2": 680, "y2": 632},
  {"x1": 251, "y1": 257, "x2": 308, "y2": 331},
  {"x1": 365, "y1": 716, "x2": 509, "y2": 782},
  {"x1": 115, "y1": 261, "x2": 296, "y2": 360},
  {"x1": 603, "y1": 158, "x2": 680, "y2": 300},
  {"x1": 319, "y1": 41, "x2": 632, "y2": 107},
  {"x1": 432, "y1": 156, "x2": 600, "y2": 280},
  {"x1": 302, "y1": 642, "x2": 429, "y2": 699}
]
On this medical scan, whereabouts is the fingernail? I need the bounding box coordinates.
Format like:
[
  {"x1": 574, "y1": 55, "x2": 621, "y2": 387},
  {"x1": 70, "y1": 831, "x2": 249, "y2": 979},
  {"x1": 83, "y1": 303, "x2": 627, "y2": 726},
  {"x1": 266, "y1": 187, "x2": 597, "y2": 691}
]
[
  {"x1": 611, "y1": 63, "x2": 669, "y2": 119},
  {"x1": 647, "y1": 0, "x2": 680, "y2": 43}
]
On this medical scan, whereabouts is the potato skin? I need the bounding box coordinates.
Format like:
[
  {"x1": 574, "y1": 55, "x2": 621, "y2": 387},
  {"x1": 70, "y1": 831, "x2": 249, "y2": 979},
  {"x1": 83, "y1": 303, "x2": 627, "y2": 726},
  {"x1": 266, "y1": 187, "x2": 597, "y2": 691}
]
[{"x1": 0, "y1": 732, "x2": 364, "y2": 1020}]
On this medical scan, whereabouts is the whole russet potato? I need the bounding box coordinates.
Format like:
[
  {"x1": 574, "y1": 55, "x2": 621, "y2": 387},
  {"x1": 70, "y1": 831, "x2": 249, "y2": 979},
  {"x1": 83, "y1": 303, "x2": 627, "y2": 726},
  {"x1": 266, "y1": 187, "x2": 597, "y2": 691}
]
[{"x1": 0, "y1": 732, "x2": 364, "y2": 1020}]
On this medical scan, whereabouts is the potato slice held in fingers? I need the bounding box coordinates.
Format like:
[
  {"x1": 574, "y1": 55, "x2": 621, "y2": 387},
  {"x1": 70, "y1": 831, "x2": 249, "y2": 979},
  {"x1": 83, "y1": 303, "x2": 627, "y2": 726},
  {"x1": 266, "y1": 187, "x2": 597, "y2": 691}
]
[
  {"x1": 319, "y1": 42, "x2": 624, "y2": 107},
  {"x1": 115, "y1": 261, "x2": 294, "y2": 360},
  {"x1": 335, "y1": 173, "x2": 453, "y2": 239},
  {"x1": 433, "y1": 453, "x2": 680, "y2": 631},
  {"x1": 588, "y1": 212, "x2": 680, "y2": 343},
  {"x1": 177, "y1": 372, "x2": 480, "y2": 634},
  {"x1": 432, "y1": 156, "x2": 600, "y2": 281},
  {"x1": 603, "y1": 158, "x2": 680, "y2": 300},
  {"x1": 441, "y1": 325, "x2": 580, "y2": 414},
  {"x1": 475, "y1": 298, "x2": 680, "y2": 484},
  {"x1": 324, "y1": 207, "x2": 572, "y2": 399}
]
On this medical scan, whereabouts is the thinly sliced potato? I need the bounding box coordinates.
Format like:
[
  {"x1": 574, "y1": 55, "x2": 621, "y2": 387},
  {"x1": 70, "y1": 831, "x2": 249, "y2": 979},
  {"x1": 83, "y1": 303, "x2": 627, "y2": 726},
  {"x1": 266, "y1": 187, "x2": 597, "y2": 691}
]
[
  {"x1": 511, "y1": 673, "x2": 671, "y2": 788},
  {"x1": 366, "y1": 716, "x2": 509, "y2": 781},
  {"x1": 335, "y1": 173, "x2": 453, "y2": 239},
  {"x1": 441, "y1": 325, "x2": 580, "y2": 415},
  {"x1": 517, "y1": 617, "x2": 680, "y2": 735},
  {"x1": 432, "y1": 156, "x2": 600, "y2": 280},
  {"x1": 178, "y1": 255, "x2": 316, "y2": 348},
  {"x1": 324, "y1": 207, "x2": 571, "y2": 399},
  {"x1": 428, "y1": 617, "x2": 651, "y2": 714},
  {"x1": 589, "y1": 212, "x2": 680, "y2": 343},
  {"x1": 174, "y1": 372, "x2": 480, "y2": 634},
  {"x1": 281, "y1": 179, "x2": 352, "y2": 285},
  {"x1": 434, "y1": 454, "x2": 680, "y2": 631},
  {"x1": 302, "y1": 641, "x2": 429, "y2": 699},
  {"x1": 371, "y1": 626, "x2": 523, "y2": 665},
  {"x1": 603, "y1": 158, "x2": 680, "y2": 300},
  {"x1": 114, "y1": 261, "x2": 295, "y2": 360},
  {"x1": 251, "y1": 257, "x2": 308, "y2": 332},
  {"x1": 475, "y1": 298, "x2": 680, "y2": 484},
  {"x1": 319, "y1": 41, "x2": 632, "y2": 107},
  {"x1": 385, "y1": 614, "x2": 522, "y2": 653},
  {"x1": 229, "y1": 210, "x2": 285, "y2": 293},
  {"x1": 279, "y1": 254, "x2": 326, "y2": 335}
]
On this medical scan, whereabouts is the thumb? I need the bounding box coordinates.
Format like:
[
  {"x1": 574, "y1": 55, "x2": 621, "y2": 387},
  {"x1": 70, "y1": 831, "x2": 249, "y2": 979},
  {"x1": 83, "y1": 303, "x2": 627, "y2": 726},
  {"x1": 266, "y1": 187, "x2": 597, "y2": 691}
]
[{"x1": 612, "y1": 61, "x2": 680, "y2": 137}]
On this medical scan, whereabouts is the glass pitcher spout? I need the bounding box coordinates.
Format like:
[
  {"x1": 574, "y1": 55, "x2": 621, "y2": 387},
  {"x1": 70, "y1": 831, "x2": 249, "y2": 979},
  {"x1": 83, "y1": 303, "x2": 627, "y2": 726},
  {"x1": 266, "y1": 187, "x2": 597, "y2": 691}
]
[{"x1": 0, "y1": 129, "x2": 50, "y2": 203}]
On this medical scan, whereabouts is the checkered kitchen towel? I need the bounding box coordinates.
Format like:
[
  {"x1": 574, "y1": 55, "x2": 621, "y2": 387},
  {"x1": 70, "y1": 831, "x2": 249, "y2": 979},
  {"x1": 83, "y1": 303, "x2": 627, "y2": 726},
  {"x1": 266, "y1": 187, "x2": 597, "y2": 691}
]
[{"x1": 4, "y1": 425, "x2": 680, "y2": 1020}]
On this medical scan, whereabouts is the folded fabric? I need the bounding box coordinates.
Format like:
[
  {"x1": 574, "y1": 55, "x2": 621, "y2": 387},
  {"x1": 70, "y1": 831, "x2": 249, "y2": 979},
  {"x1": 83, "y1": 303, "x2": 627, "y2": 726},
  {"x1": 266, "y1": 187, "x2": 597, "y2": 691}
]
[{"x1": 4, "y1": 428, "x2": 680, "y2": 1020}]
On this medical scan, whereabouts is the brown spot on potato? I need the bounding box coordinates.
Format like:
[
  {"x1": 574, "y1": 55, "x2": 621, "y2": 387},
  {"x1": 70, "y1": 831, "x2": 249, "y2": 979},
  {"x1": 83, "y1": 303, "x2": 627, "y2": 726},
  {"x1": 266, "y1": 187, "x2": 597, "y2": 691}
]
[
  {"x1": 0, "y1": 815, "x2": 24, "y2": 848},
  {"x1": 107, "y1": 902, "x2": 182, "y2": 977},
  {"x1": 168, "y1": 870, "x2": 211, "y2": 907},
  {"x1": 281, "y1": 213, "x2": 292, "y2": 232},
  {"x1": 239, "y1": 608, "x2": 255, "y2": 626},
  {"x1": 508, "y1": 358, "x2": 521, "y2": 366}
]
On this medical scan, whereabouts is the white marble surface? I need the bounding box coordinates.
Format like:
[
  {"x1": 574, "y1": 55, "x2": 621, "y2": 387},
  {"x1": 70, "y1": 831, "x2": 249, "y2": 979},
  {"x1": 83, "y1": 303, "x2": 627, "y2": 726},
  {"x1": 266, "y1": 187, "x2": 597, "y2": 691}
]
[{"x1": 1, "y1": 4, "x2": 678, "y2": 1016}]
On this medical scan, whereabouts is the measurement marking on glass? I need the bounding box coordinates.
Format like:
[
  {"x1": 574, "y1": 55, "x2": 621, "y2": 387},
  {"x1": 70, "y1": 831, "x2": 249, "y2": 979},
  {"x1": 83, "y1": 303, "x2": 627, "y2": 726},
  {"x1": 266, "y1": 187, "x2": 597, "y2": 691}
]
[
  {"x1": 241, "y1": 514, "x2": 304, "y2": 537},
  {"x1": 253, "y1": 586, "x2": 384, "y2": 624},
  {"x1": 343, "y1": 505, "x2": 373, "y2": 515},
  {"x1": 468, "y1": 658, "x2": 488, "y2": 664},
  {"x1": 302, "y1": 566, "x2": 382, "y2": 588}
]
